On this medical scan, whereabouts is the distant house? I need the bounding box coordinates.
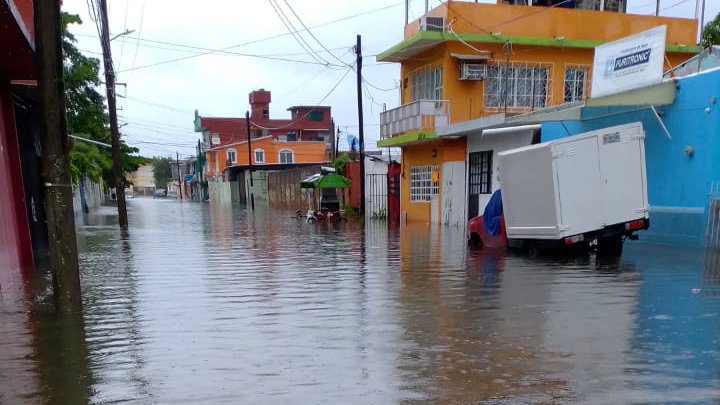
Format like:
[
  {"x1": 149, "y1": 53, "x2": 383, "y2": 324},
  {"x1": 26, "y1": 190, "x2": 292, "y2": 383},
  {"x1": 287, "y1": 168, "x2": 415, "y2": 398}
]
[
  {"x1": 129, "y1": 163, "x2": 155, "y2": 196},
  {"x1": 194, "y1": 89, "x2": 334, "y2": 204}
]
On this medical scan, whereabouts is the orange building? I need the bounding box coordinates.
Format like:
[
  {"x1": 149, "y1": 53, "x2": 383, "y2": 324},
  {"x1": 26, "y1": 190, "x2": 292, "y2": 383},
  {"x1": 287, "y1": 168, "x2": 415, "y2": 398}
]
[
  {"x1": 376, "y1": 0, "x2": 699, "y2": 225},
  {"x1": 195, "y1": 89, "x2": 334, "y2": 203}
]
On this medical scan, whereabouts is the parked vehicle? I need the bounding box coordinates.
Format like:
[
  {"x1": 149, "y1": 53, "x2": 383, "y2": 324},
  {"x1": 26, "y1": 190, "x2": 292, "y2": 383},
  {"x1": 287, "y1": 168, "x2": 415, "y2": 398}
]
[
  {"x1": 153, "y1": 189, "x2": 167, "y2": 198},
  {"x1": 468, "y1": 122, "x2": 649, "y2": 256}
]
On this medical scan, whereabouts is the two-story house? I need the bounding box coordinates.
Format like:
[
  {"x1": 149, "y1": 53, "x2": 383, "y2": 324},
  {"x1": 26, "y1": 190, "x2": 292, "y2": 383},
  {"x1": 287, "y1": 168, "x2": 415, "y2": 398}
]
[
  {"x1": 194, "y1": 89, "x2": 334, "y2": 203},
  {"x1": 377, "y1": 0, "x2": 699, "y2": 226}
]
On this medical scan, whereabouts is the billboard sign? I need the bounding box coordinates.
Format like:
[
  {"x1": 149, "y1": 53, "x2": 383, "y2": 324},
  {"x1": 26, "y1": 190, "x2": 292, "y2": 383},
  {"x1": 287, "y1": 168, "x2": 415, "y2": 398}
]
[{"x1": 591, "y1": 26, "x2": 667, "y2": 98}]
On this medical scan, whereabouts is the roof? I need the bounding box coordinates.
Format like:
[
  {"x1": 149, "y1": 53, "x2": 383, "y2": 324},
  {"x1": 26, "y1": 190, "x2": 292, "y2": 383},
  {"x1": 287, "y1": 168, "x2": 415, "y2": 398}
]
[
  {"x1": 378, "y1": 30, "x2": 700, "y2": 63},
  {"x1": 285, "y1": 105, "x2": 331, "y2": 111}
]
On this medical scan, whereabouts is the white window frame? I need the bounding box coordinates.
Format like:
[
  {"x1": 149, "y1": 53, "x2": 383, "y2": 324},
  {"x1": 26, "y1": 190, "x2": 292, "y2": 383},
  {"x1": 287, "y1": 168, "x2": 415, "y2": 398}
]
[
  {"x1": 411, "y1": 65, "x2": 443, "y2": 102},
  {"x1": 226, "y1": 148, "x2": 237, "y2": 164},
  {"x1": 564, "y1": 65, "x2": 590, "y2": 103},
  {"x1": 409, "y1": 165, "x2": 439, "y2": 202},
  {"x1": 279, "y1": 149, "x2": 294, "y2": 164},
  {"x1": 483, "y1": 61, "x2": 551, "y2": 110},
  {"x1": 254, "y1": 148, "x2": 265, "y2": 164}
]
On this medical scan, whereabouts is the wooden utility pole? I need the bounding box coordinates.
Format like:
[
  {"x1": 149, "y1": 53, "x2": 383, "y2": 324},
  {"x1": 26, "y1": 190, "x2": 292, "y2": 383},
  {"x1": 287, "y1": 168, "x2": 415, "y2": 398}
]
[
  {"x1": 98, "y1": 0, "x2": 129, "y2": 227},
  {"x1": 245, "y1": 111, "x2": 255, "y2": 210},
  {"x1": 34, "y1": 0, "x2": 82, "y2": 312},
  {"x1": 176, "y1": 152, "x2": 182, "y2": 201},
  {"x1": 355, "y1": 35, "x2": 366, "y2": 217}
]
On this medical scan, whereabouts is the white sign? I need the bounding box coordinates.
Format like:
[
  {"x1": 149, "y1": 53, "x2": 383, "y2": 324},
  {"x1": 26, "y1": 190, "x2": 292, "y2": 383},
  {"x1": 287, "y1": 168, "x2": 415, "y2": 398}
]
[{"x1": 591, "y1": 26, "x2": 667, "y2": 98}]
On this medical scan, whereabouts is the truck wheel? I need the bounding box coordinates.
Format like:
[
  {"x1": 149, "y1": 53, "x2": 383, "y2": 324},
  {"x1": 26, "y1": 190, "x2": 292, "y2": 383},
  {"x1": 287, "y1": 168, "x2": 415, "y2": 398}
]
[
  {"x1": 526, "y1": 241, "x2": 540, "y2": 258},
  {"x1": 468, "y1": 233, "x2": 483, "y2": 249},
  {"x1": 597, "y1": 235, "x2": 623, "y2": 257}
]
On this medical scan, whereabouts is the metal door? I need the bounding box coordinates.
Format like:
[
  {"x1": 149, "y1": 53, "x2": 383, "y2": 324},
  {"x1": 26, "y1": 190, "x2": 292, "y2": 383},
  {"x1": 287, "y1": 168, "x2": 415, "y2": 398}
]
[{"x1": 467, "y1": 151, "x2": 492, "y2": 220}]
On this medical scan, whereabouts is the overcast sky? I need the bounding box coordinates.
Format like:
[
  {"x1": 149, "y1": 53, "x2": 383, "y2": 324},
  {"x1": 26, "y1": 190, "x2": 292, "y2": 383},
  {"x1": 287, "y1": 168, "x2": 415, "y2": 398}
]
[{"x1": 63, "y1": 0, "x2": 719, "y2": 158}]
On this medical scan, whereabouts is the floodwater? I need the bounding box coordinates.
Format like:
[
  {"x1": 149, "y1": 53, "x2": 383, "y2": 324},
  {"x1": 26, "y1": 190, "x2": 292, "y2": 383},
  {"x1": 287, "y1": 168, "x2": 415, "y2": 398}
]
[{"x1": 1, "y1": 198, "x2": 719, "y2": 404}]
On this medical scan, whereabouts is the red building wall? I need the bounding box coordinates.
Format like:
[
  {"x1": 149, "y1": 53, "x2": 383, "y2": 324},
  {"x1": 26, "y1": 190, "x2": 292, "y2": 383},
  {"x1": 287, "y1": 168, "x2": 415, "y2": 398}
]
[{"x1": 0, "y1": 85, "x2": 33, "y2": 270}]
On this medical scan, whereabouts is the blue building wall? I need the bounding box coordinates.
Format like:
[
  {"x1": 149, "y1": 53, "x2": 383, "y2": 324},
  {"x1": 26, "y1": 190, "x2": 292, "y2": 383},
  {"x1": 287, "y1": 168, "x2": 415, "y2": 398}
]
[{"x1": 540, "y1": 69, "x2": 720, "y2": 247}]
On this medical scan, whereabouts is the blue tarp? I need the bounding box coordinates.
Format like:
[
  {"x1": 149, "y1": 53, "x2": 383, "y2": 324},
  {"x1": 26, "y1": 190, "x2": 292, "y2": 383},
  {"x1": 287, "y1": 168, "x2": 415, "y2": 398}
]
[{"x1": 483, "y1": 189, "x2": 503, "y2": 236}]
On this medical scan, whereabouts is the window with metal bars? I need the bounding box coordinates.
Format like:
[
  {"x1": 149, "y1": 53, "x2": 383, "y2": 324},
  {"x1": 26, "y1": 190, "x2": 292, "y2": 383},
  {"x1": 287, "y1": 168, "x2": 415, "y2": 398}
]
[
  {"x1": 469, "y1": 151, "x2": 492, "y2": 195},
  {"x1": 564, "y1": 66, "x2": 588, "y2": 103},
  {"x1": 411, "y1": 66, "x2": 444, "y2": 102},
  {"x1": 409, "y1": 165, "x2": 439, "y2": 202},
  {"x1": 483, "y1": 62, "x2": 550, "y2": 109}
]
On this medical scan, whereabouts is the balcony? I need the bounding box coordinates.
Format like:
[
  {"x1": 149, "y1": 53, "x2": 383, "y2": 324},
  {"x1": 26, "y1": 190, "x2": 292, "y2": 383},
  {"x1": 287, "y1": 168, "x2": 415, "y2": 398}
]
[{"x1": 380, "y1": 100, "x2": 450, "y2": 140}]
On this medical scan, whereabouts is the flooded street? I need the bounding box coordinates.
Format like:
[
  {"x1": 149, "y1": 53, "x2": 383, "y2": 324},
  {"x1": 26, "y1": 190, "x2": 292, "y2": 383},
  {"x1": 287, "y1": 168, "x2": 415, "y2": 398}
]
[{"x1": 1, "y1": 198, "x2": 719, "y2": 404}]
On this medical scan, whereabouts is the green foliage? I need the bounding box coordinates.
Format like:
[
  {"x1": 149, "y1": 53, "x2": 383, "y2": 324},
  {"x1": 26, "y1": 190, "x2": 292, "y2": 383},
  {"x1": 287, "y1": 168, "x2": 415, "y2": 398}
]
[
  {"x1": 702, "y1": 13, "x2": 720, "y2": 48},
  {"x1": 333, "y1": 153, "x2": 350, "y2": 176},
  {"x1": 62, "y1": 12, "x2": 149, "y2": 188},
  {"x1": 152, "y1": 157, "x2": 173, "y2": 189}
]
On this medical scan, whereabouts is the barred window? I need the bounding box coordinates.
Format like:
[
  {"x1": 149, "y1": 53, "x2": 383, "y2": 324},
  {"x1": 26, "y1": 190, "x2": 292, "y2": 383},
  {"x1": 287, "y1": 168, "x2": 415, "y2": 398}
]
[
  {"x1": 564, "y1": 66, "x2": 588, "y2": 103},
  {"x1": 469, "y1": 151, "x2": 493, "y2": 195},
  {"x1": 409, "y1": 165, "x2": 439, "y2": 202},
  {"x1": 484, "y1": 62, "x2": 550, "y2": 109},
  {"x1": 412, "y1": 66, "x2": 443, "y2": 101}
]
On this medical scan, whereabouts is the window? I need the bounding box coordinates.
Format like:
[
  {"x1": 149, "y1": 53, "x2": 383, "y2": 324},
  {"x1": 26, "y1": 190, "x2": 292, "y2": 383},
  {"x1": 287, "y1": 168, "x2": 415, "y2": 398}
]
[
  {"x1": 409, "y1": 165, "x2": 439, "y2": 202},
  {"x1": 286, "y1": 131, "x2": 297, "y2": 141},
  {"x1": 262, "y1": 109, "x2": 269, "y2": 119},
  {"x1": 226, "y1": 148, "x2": 237, "y2": 164},
  {"x1": 564, "y1": 66, "x2": 589, "y2": 103},
  {"x1": 483, "y1": 61, "x2": 550, "y2": 110},
  {"x1": 308, "y1": 111, "x2": 323, "y2": 121},
  {"x1": 411, "y1": 66, "x2": 443, "y2": 101},
  {"x1": 279, "y1": 149, "x2": 294, "y2": 164},
  {"x1": 254, "y1": 148, "x2": 265, "y2": 164},
  {"x1": 469, "y1": 151, "x2": 492, "y2": 196}
]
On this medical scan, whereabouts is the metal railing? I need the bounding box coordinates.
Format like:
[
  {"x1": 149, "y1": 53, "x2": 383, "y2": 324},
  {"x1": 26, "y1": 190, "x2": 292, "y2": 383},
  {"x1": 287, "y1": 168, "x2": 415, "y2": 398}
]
[{"x1": 380, "y1": 99, "x2": 450, "y2": 139}]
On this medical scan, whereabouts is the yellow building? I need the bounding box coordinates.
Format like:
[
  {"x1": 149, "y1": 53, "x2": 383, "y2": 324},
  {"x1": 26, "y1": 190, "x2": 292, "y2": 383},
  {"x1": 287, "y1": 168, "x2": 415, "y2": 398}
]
[{"x1": 377, "y1": 0, "x2": 699, "y2": 225}]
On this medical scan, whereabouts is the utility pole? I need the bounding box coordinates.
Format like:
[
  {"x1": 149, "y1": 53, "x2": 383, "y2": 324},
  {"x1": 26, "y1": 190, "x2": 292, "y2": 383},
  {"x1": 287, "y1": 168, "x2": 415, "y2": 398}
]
[
  {"x1": 98, "y1": 0, "x2": 128, "y2": 227},
  {"x1": 34, "y1": 0, "x2": 82, "y2": 312},
  {"x1": 176, "y1": 152, "x2": 182, "y2": 201},
  {"x1": 655, "y1": 0, "x2": 660, "y2": 16},
  {"x1": 355, "y1": 35, "x2": 366, "y2": 217},
  {"x1": 335, "y1": 126, "x2": 340, "y2": 159},
  {"x1": 245, "y1": 111, "x2": 255, "y2": 210}
]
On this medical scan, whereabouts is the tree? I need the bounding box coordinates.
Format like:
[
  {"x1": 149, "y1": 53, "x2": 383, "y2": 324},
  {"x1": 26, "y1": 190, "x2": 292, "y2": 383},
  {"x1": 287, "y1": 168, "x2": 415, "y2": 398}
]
[
  {"x1": 62, "y1": 12, "x2": 149, "y2": 208},
  {"x1": 702, "y1": 13, "x2": 720, "y2": 48},
  {"x1": 152, "y1": 157, "x2": 173, "y2": 190}
]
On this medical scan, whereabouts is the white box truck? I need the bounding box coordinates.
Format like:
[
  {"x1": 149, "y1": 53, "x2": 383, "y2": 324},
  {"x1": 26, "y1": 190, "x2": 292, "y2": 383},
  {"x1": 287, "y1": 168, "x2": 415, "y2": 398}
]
[{"x1": 496, "y1": 122, "x2": 649, "y2": 254}]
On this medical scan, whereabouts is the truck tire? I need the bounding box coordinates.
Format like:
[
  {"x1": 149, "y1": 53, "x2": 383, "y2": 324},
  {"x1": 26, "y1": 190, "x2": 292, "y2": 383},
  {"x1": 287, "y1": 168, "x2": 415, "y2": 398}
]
[
  {"x1": 468, "y1": 233, "x2": 483, "y2": 249},
  {"x1": 526, "y1": 241, "x2": 540, "y2": 258},
  {"x1": 597, "y1": 235, "x2": 623, "y2": 257}
]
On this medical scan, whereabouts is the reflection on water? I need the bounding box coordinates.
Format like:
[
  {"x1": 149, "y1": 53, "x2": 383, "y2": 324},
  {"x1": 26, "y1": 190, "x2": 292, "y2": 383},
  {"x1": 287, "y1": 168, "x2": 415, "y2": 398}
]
[{"x1": 0, "y1": 199, "x2": 718, "y2": 404}]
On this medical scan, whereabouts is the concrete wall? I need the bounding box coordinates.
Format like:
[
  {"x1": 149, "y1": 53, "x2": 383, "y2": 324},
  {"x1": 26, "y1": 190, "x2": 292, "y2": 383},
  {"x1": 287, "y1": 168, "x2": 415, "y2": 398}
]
[
  {"x1": 466, "y1": 129, "x2": 536, "y2": 221},
  {"x1": 73, "y1": 178, "x2": 103, "y2": 214},
  {"x1": 208, "y1": 180, "x2": 233, "y2": 205},
  {"x1": 540, "y1": 69, "x2": 720, "y2": 247}
]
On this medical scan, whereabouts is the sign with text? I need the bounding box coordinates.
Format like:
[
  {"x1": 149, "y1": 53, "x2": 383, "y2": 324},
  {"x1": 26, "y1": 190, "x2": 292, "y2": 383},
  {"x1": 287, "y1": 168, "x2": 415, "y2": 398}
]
[{"x1": 591, "y1": 26, "x2": 667, "y2": 98}]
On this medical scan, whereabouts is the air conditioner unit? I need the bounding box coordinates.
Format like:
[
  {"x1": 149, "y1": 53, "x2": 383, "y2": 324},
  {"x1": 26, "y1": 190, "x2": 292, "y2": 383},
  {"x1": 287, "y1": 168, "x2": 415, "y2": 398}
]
[
  {"x1": 460, "y1": 63, "x2": 486, "y2": 80},
  {"x1": 420, "y1": 16, "x2": 444, "y2": 32}
]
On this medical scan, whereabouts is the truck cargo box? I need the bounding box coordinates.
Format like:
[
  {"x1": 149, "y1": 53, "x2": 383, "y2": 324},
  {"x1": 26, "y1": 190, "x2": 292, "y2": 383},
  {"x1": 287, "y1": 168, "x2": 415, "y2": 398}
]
[{"x1": 497, "y1": 122, "x2": 648, "y2": 241}]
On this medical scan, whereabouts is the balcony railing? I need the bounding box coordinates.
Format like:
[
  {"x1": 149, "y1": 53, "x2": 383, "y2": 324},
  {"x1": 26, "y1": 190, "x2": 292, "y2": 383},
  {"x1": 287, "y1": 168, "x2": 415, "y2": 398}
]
[{"x1": 380, "y1": 100, "x2": 450, "y2": 139}]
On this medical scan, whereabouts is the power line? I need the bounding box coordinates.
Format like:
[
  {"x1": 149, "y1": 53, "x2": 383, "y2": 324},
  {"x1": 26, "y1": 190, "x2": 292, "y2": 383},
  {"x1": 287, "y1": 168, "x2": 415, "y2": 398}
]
[
  {"x1": 280, "y1": 0, "x2": 350, "y2": 67},
  {"x1": 250, "y1": 66, "x2": 353, "y2": 130},
  {"x1": 267, "y1": 0, "x2": 332, "y2": 66},
  {"x1": 109, "y1": 2, "x2": 402, "y2": 73},
  {"x1": 129, "y1": 0, "x2": 147, "y2": 74}
]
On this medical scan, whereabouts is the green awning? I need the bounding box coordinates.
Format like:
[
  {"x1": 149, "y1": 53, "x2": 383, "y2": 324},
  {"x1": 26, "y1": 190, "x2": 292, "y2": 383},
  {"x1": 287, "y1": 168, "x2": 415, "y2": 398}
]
[
  {"x1": 300, "y1": 172, "x2": 352, "y2": 189},
  {"x1": 376, "y1": 131, "x2": 436, "y2": 147}
]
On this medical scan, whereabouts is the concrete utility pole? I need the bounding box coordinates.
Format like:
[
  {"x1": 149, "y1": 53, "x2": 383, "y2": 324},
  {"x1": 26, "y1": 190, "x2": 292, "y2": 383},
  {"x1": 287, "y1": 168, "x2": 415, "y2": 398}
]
[
  {"x1": 34, "y1": 0, "x2": 82, "y2": 312},
  {"x1": 98, "y1": 0, "x2": 129, "y2": 227},
  {"x1": 355, "y1": 35, "x2": 366, "y2": 217},
  {"x1": 245, "y1": 111, "x2": 255, "y2": 210}
]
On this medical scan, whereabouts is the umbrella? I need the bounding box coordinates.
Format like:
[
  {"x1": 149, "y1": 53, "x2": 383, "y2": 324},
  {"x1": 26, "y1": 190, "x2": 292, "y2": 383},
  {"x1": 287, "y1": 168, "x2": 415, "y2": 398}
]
[{"x1": 300, "y1": 172, "x2": 352, "y2": 189}]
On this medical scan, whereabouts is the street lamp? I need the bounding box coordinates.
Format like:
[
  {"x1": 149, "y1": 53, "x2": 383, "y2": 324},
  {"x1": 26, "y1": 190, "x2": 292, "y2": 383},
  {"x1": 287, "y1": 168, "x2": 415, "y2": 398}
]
[{"x1": 110, "y1": 29, "x2": 135, "y2": 42}]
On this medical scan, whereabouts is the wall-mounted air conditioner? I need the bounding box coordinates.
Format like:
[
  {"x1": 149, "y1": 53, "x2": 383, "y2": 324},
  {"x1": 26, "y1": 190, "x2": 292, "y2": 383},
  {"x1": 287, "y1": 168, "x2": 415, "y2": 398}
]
[
  {"x1": 420, "y1": 16, "x2": 444, "y2": 32},
  {"x1": 460, "y1": 63, "x2": 486, "y2": 80}
]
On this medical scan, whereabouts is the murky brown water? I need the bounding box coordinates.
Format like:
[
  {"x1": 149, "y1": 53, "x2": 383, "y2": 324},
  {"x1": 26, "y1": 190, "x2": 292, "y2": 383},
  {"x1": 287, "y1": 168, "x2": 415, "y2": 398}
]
[{"x1": 1, "y1": 198, "x2": 719, "y2": 404}]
